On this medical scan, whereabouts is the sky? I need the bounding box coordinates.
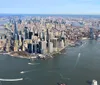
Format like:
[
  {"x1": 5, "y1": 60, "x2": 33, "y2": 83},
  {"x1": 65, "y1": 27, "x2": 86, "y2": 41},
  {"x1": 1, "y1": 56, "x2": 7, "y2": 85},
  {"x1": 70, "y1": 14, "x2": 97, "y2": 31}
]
[{"x1": 0, "y1": 0, "x2": 100, "y2": 14}]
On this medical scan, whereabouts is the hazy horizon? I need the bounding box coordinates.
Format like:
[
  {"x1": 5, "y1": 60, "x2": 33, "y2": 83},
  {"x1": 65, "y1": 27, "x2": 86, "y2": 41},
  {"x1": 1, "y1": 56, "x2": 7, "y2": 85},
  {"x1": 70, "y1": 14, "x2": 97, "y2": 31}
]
[
  {"x1": 0, "y1": 0, "x2": 100, "y2": 14},
  {"x1": 0, "y1": 13, "x2": 100, "y2": 15}
]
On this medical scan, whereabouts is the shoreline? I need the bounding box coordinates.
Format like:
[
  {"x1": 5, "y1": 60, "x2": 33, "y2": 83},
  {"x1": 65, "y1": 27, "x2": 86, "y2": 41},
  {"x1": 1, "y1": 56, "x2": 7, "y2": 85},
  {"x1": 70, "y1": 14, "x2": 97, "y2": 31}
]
[
  {"x1": 10, "y1": 54, "x2": 31, "y2": 60},
  {"x1": 51, "y1": 44, "x2": 68, "y2": 56},
  {"x1": 2, "y1": 45, "x2": 68, "y2": 60},
  {"x1": 0, "y1": 37, "x2": 88, "y2": 60}
]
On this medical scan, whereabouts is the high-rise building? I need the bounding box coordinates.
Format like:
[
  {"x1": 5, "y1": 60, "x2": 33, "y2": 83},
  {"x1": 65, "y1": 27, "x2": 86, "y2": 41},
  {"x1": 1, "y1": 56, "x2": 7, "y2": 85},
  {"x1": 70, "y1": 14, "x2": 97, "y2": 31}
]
[
  {"x1": 24, "y1": 27, "x2": 29, "y2": 39},
  {"x1": 47, "y1": 29, "x2": 50, "y2": 47},
  {"x1": 13, "y1": 21, "x2": 19, "y2": 40},
  {"x1": 60, "y1": 40, "x2": 64, "y2": 48},
  {"x1": 28, "y1": 43, "x2": 33, "y2": 53},
  {"x1": 50, "y1": 38, "x2": 58, "y2": 52},
  {"x1": 61, "y1": 31, "x2": 65, "y2": 38},
  {"x1": 39, "y1": 32, "x2": 45, "y2": 40},
  {"x1": 14, "y1": 40, "x2": 18, "y2": 51},
  {"x1": 18, "y1": 35, "x2": 22, "y2": 48},
  {"x1": 48, "y1": 42, "x2": 53, "y2": 53},
  {"x1": 89, "y1": 28, "x2": 94, "y2": 39},
  {"x1": 39, "y1": 41, "x2": 46, "y2": 54},
  {"x1": 13, "y1": 21, "x2": 19, "y2": 51},
  {"x1": 28, "y1": 42, "x2": 41, "y2": 54},
  {"x1": 29, "y1": 32, "x2": 33, "y2": 39}
]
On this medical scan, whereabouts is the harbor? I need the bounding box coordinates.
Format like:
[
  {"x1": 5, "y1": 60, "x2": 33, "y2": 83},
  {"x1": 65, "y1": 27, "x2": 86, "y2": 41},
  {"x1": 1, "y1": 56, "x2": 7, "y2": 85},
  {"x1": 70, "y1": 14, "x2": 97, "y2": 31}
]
[
  {"x1": 0, "y1": 0, "x2": 100, "y2": 84},
  {"x1": 0, "y1": 40, "x2": 100, "y2": 85}
]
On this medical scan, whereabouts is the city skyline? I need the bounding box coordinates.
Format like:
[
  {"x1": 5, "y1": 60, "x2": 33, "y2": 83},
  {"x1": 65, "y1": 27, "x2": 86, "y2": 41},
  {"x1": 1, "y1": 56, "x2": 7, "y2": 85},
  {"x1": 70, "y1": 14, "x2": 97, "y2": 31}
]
[{"x1": 0, "y1": 0, "x2": 100, "y2": 14}]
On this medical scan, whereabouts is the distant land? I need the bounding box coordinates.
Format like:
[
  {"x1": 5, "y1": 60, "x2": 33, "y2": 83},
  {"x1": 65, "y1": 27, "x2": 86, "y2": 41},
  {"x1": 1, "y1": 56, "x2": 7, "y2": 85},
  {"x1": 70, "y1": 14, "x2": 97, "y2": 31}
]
[{"x1": 0, "y1": 14, "x2": 100, "y2": 18}]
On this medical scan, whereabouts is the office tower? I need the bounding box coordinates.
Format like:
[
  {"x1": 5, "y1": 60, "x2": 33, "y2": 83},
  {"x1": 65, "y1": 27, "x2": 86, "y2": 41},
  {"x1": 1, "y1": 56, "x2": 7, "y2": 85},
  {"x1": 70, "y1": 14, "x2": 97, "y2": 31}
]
[
  {"x1": 15, "y1": 34, "x2": 18, "y2": 40},
  {"x1": 49, "y1": 31, "x2": 54, "y2": 39},
  {"x1": 24, "y1": 27, "x2": 29, "y2": 39},
  {"x1": 19, "y1": 31, "x2": 22, "y2": 35},
  {"x1": 18, "y1": 19, "x2": 22, "y2": 24},
  {"x1": 13, "y1": 21, "x2": 18, "y2": 40},
  {"x1": 19, "y1": 35, "x2": 21, "y2": 41},
  {"x1": 18, "y1": 35, "x2": 22, "y2": 48},
  {"x1": 13, "y1": 21, "x2": 19, "y2": 51},
  {"x1": 47, "y1": 29, "x2": 50, "y2": 47},
  {"x1": 21, "y1": 35, "x2": 24, "y2": 49},
  {"x1": 33, "y1": 44, "x2": 36, "y2": 53},
  {"x1": 14, "y1": 40, "x2": 18, "y2": 51},
  {"x1": 44, "y1": 32, "x2": 47, "y2": 42},
  {"x1": 89, "y1": 28, "x2": 94, "y2": 39},
  {"x1": 61, "y1": 31, "x2": 65, "y2": 38},
  {"x1": 39, "y1": 41, "x2": 46, "y2": 54},
  {"x1": 48, "y1": 42, "x2": 53, "y2": 53},
  {"x1": 22, "y1": 45, "x2": 25, "y2": 51},
  {"x1": 28, "y1": 43, "x2": 33, "y2": 53},
  {"x1": 50, "y1": 38, "x2": 58, "y2": 51},
  {"x1": 29, "y1": 32, "x2": 33, "y2": 39},
  {"x1": 5, "y1": 36, "x2": 10, "y2": 52},
  {"x1": 40, "y1": 32, "x2": 43, "y2": 40},
  {"x1": 32, "y1": 42, "x2": 40, "y2": 54},
  {"x1": 36, "y1": 43, "x2": 40, "y2": 53},
  {"x1": 95, "y1": 32, "x2": 98, "y2": 40},
  {"x1": 60, "y1": 40, "x2": 64, "y2": 48},
  {"x1": 39, "y1": 32, "x2": 43, "y2": 40},
  {"x1": 34, "y1": 30, "x2": 38, "y2": 36}
]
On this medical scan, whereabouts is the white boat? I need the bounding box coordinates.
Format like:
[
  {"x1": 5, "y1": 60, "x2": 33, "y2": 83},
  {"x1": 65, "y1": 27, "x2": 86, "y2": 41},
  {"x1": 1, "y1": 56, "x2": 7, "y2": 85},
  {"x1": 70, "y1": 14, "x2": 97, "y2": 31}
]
[
  {"x1": 20, "y1": 71, "x2": 25, "y2": 74},
  {"x1": 28, "y1": 63, "x2": 32, "y2": 65},
  {"x1": 91, "y1": 80, "x2": 98, "y2": 85},
  {"x1": 0, "y1": 78, "x2": 23, "y2": 81}
]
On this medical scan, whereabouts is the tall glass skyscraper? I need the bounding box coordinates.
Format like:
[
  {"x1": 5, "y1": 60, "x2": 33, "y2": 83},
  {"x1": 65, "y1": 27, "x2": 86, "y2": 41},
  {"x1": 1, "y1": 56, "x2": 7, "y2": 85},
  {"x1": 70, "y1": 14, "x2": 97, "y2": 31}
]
[
  {"x1": 89, "y1": 28, "x2": 94, "y2": 40},
  {"x1": 24, "y1": 27, "x2": 29, "y2": 39},
  {"x1": 13, "y1": 21, "x2": 19, "y2": 40}
]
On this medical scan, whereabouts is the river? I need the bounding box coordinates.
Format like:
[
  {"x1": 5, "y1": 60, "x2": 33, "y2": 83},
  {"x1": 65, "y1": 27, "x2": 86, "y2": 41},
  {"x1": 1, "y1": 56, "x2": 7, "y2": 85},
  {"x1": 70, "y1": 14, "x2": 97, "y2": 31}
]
[{"x1": 0, "y1": 40, "x2": 100, "y2": 85}]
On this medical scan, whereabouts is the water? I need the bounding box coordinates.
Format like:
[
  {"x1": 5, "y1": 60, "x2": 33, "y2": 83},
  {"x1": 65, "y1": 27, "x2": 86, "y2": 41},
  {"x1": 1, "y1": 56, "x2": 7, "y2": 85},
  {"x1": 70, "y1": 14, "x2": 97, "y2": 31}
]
[{"x1": 0, "y1": 40, "x2": 100, "y2": 85}]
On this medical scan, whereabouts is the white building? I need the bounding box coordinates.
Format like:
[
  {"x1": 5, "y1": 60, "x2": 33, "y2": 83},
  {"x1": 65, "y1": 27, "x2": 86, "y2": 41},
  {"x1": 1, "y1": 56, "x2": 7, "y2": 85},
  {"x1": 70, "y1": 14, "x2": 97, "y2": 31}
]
[
  {"x1": 48, "y1": 42, "x2": 53, "y2": 53},
  {"x1": 60, "y1": 40, "x2": 64, "y2": 48}
]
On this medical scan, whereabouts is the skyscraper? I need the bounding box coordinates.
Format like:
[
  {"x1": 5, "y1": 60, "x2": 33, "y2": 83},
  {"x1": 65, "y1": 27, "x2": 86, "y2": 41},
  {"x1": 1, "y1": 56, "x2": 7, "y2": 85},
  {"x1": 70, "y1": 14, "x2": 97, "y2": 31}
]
[
  {"x1": 89, "y1": 28, "x2": 94, "y2": 39},
  {"x1": 24, "y1": 27, "x2": 29, "y2": 39},
  {"x1": 13, "y1": 21, "x2": 19, "y2": 51},
  {"x1": 47, "y1": 28, "x2": 50, "y2": 47},
  {"x1": 13, "y1": 21, "x2": 19, "y2": 40}
]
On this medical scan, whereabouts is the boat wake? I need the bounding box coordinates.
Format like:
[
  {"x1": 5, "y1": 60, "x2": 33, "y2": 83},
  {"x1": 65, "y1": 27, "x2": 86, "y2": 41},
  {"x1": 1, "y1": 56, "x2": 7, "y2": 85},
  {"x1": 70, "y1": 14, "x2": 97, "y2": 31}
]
[
  {"x1": 20, "y1": 69, "x2": 38, "y2": 74},
  {"x1": 28, "y1": 63, "x2": 40, "y2": 65},
  {"x1": 0, "y1": 78, "x2": 23, "y2": 81},
  {"x1": 78, "y1": 53, "x2": 81, "y2": 57},
  {"x1": 20, "y1": 70, "x2": 32, "y2": 74},
  {"x1": 74, "y1": 53, "x2": 81, "y2": 68}
]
